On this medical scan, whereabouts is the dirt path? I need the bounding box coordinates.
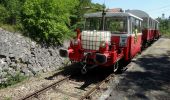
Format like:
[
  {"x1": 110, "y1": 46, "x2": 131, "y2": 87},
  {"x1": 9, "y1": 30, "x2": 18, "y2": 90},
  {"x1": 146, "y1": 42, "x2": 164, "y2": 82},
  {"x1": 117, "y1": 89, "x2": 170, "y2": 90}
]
[{"x1": 107, "y1": 38, "x2": 170, "y2": 100}]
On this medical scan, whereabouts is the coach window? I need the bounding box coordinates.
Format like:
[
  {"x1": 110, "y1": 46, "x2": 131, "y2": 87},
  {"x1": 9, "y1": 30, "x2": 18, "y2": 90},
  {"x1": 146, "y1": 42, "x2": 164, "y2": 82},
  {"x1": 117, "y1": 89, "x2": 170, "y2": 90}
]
[
  {"x1": 137, "y1": 20, "x2": 142, "y2": 32},
  {"x1": 151, "y1": 20, "x2": 153, "y2": 29},
  {"x1": 148, "y1": 19, "x2": 150, "y2": 29},
  {"x1": 131, "y1": 17, "x2": 135, "y2": 34},
  {"x1": 152, "y1": 20, "x2": 154, "y2": 29},
  {"x1": 156, "y1": 23, "x2": 159, "y2": 30},
  {"x1": 151, "y1": 21, "x2": 153, "y2": 29},
  {"x1": 142, "y1": 18, "x2": 148, "y2": 29},
  {"x1": 149, "y1": 19, "x2": 152, "y2": 29},
  {"x1": 132, "y1": 18, "x2": 141, "y2": 34}
]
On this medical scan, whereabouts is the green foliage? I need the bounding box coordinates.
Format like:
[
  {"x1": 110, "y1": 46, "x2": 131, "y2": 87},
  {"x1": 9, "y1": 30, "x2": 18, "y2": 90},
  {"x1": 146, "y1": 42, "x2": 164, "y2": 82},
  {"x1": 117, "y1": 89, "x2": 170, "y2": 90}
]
[
  {"x1": 0, "y1": 73, "x2": 27, "y2": 89},
  {"x1": 157, "y1": 18, "x2": 170, "y2": 37},
  {"x1": 0, "y1": 23, "x2": 19, "y2": 32},
  {"x1": 0, "y1": 0, "x2": 104, "y2": 45},
  {"x1": 0, "y1": 4, "x2": 9, "y2": 22},
  {"x1": 21, "y1": 0, "x2": 79, "y2": 45},
  {"x1": 0, "y1": 0, "x2": 24, "y2": 24},
  {"x1": 71, "y1": 0, "x2": 104, "y2": 30},
  {"x1": 88, "y1": 3, "x2": 104, "y2": 12},
  {"x1": 3, "y1": 97, "x2": 12, "y2": 100}
]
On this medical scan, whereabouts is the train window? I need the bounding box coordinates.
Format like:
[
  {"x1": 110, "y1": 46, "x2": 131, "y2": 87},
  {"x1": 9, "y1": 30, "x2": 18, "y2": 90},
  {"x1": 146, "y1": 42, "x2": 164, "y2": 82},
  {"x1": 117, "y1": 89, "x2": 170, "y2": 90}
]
[
  {"x1": 139, "y1": 21, "x2": 142, "y2": 31},
  {"x1": 85, "y1": 18, "x2": 102, "y2": 30},
  {"x1": 142, "y1": 18, "x2": 148, "y2": 29},
  {"x1": 156, "y1": 23, "x2": 159, "y2": 30},
  {"x1": 149, "y1": 19, "x2": 152, "y2": 29},
  {"x1": 132, "y1": 17, "x2": 142, "y2": 34},
  {"x1": 105, "y1": 17, "x2": 127, "y2": 33},
  {"x1": 152, "y1": 20, "x2": 154, "y2": 29}
]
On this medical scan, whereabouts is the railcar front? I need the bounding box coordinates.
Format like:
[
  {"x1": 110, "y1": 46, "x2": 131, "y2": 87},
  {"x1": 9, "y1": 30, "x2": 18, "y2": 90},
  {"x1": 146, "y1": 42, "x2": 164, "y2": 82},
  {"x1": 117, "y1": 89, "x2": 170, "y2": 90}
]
[{"x1": 59, "y1": 12, "x2": 143, "y2": 73}]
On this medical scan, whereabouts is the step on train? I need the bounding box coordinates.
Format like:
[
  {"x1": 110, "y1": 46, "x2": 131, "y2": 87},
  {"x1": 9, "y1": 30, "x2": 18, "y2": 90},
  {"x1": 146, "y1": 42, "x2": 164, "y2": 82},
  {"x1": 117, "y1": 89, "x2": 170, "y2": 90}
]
[{"x1": 59, "y1": 9, "x2": 160, "y2": 74}]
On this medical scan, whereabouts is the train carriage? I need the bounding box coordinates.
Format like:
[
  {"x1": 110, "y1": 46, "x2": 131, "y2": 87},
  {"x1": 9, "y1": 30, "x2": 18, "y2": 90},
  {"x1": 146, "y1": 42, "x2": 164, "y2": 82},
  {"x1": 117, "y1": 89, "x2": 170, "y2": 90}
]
[
  {"x1": 154, "y1": 19, "x2": 160, "y2": 40},
  {"x1": 126, "y1": 10, "x2": 160, "y2": 46},
  {"x1": 59, "y1": 11, "x2": 143, "y2": 73}
]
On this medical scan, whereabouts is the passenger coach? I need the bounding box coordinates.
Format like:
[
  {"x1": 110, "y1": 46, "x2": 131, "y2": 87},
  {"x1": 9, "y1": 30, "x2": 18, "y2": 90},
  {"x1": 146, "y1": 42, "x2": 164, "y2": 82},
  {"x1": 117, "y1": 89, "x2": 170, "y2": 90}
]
[{"x1": 126, "y1": 10, "x2": 160, "y2": 47}]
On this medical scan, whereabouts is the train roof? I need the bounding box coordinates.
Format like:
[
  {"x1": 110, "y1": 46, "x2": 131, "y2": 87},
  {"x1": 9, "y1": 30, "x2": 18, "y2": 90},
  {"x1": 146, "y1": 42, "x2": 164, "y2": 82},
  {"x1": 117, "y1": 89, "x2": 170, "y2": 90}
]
[
  {"x1": 125, "y1": 10, "x2": 159, "y2": 23},
  {"x1": 153, "y1": 19, "x2": 159, "y2": 23},
  {"x1": 84, "y1": 12, "x2": 143, "y2": 21},
  {"x1": 125, "y1": 10, "x2": 150, "y2": 18}
]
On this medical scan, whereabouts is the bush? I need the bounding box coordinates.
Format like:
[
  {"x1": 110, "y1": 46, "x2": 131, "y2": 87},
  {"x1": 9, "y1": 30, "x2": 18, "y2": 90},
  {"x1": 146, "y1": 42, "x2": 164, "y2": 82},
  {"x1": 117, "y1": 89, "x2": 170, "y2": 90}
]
[
  {"x1": 0, "y1": 72, "x2": 27, "y2": 89},
  {"x1": 21, "y1": 0, "x2": 78, "y2": 45},
  {"x1": 0, "y1": 4, "x2": 9, "y2": 23},
  {"x1": 157, "y1": 18, "x2": 170, "y2": 37},
  {"x1": 0, "y1": 0, "x2": 23, "y2": 24}
]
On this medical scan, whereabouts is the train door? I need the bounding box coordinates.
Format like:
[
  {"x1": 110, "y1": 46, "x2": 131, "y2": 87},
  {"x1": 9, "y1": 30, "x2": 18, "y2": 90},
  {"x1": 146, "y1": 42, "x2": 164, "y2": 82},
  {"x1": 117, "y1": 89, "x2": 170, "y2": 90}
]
[{"x1": 129, "y1": 17, "x2": 142, "y2": 58}]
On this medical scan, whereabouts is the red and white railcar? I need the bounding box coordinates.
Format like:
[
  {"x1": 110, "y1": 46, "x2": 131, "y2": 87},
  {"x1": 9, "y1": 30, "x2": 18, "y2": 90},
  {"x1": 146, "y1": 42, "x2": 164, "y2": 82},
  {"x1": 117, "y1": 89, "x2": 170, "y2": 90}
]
[
  {"x1": 60, "y1": 11, "x2": 143, "y2": 73},
  {"x1": 126, "y1": 10, "x2": 160, "y2": 46}
]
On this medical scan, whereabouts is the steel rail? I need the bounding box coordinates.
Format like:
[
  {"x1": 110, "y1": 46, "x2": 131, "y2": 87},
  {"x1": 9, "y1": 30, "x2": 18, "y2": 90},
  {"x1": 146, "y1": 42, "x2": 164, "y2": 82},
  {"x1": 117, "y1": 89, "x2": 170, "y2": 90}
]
[
  {"x1": 20, "y1": 75, "x2": 70, "y2": 100},
  {"x1": 79, "y1": 73, "x2": 114, "y2": 100}
]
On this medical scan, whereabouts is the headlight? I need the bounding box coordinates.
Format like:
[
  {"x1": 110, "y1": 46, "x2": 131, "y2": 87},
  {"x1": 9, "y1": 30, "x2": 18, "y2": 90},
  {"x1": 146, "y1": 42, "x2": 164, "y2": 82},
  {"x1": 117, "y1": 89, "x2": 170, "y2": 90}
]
[{"x1": 100, "y1": 41, "x2": 106, "y2": 48}]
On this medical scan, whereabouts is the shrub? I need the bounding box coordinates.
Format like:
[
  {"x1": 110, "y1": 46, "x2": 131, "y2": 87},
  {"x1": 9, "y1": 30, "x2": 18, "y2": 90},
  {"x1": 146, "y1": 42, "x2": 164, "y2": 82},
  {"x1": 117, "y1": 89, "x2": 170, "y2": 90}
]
[
  {"x1": 0, "y1": 0, "x2": 23, "y2": 24},
  {"x1": 0, "y1": 4, "x2": 9, "y2": 23},
  {"x1": 0, "y1": 72, "x2": 27, "y2": 89},
  {"x1": 21, "y1": 0, "x2": 78, "y2": 45}
]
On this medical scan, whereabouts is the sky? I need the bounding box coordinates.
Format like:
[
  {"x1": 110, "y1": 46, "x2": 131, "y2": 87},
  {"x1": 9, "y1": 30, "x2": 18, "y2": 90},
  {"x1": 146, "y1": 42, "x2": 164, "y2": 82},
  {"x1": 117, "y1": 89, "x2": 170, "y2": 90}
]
[{"x1": 92, "y1": 0, "x2": 170, "y2": 18}]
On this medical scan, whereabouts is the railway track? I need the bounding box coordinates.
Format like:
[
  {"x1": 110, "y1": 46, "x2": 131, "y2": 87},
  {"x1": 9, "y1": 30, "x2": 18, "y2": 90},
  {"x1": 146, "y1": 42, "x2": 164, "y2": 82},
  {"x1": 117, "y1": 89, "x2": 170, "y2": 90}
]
[
  {"x1": 19, "y1": 68, "x2": 115, "y2": 100},
  {"x1": 20, "y1": 75, "x2": 71, "y2": 100},
  {"x1": 79, "y1": 73, "x2": 114, "y2": 100}
]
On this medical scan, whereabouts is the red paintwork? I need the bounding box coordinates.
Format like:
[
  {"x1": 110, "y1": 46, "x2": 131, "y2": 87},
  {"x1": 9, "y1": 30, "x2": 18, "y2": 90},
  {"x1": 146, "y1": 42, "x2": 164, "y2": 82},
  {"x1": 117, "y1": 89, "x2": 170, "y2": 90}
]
[
  {"x1": 111, "y1": 33, "x2": 142, "y2": 61},
  {"x1": 68, "y1": 39, "x2": 83, "y2": 62},
  {"x1": 66, "y1": 31, "x2": 142, "y2": 67},
  {"x1": 76, "y1": 29, "x2": 81, "y2": 39},
  {"x1": 129, "y1": 34, "x2": 142, "y2": 58},
  {"x1": 142, "y1": 29, "x2": 153, "y2": 42},
  {"x1": 154, "y1": 30, "x2": 160, "y2": 39},
  {"x1": 64, "y1": 20, "x2": 160, "y2": 68},
  {"x1": 142, "y1": 28, "x2": 160, "y2": 45}
]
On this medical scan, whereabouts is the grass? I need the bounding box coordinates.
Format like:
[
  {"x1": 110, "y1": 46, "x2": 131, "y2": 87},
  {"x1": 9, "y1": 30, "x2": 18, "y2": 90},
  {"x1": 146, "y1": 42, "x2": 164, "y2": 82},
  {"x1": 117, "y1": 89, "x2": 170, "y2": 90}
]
[
  {"x1": 162, "y1": 33, "x2": 170, "y2": 38},
  {"x1": 0, "y1": 23, "x2": 22, "y2": 33},
  {"x1": 0, "y1": 72, "x2": 27, "y2": 89},
  {"x1": 160, "y1": 30, "x2": 170, "y2": 38},
  {"x1": 3, "y1": 97, "x2": 12, "y2": 100}
]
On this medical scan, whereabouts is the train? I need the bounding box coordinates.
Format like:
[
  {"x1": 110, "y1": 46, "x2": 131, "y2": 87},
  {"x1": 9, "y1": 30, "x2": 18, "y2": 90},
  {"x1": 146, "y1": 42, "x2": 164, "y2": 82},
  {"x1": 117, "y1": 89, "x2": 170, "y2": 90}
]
[{"x1": 59, "y1": 9, "x2": 160, "y2": 74}]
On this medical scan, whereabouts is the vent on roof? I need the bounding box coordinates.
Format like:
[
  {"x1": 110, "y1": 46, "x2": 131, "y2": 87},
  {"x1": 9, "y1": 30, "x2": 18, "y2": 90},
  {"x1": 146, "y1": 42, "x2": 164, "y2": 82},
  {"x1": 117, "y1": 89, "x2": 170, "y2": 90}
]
[{"x1": 106, "y1": 8, "x2": 123, "y2": 12}]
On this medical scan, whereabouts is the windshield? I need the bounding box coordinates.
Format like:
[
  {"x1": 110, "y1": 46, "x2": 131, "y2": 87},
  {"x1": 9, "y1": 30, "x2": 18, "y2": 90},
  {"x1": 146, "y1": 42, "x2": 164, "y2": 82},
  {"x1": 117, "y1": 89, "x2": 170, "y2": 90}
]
[
  {"x1": 85, "y1": 17, "x2": 127, "y2": 32},
  {"x1": 105, "y1": 17, "x2": 127, "y2": 32},
  {"x1": 85, "y1": 18, "x2": 102, "y2": 30}
]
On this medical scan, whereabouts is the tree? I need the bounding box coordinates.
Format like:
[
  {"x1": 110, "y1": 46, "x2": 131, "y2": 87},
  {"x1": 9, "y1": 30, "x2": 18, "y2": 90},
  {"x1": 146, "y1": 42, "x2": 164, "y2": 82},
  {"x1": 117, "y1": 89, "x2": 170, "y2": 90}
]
[
  {"x1": 21, "y1": 0, "x2": 79, "y2": 45},
  {"x1": 0, "y1": 4, "x2": 9, "y2": 22},
  {"x1": 70, "y1": 0, "x2": 104, "y2": 30},
  {"x1": 0, "y1": 0, "x2": 104, "y2": 45},
  {"x1": 1, "y1": 0, "x2": 24, "y2": 24},
  {"x1": 157, "y1": 17, "x2": 170, "y2": 36}
]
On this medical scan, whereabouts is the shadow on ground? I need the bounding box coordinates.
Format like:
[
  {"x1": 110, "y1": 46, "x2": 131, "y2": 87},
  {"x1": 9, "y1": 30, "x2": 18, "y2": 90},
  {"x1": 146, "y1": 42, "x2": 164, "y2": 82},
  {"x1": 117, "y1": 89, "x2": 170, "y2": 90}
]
[
  {"x1": 111, "y1": 50, "x2": 170, "y2": 100},
  {"x1": 45, "y1": 62, "x2": 113, "y2": 90}
]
